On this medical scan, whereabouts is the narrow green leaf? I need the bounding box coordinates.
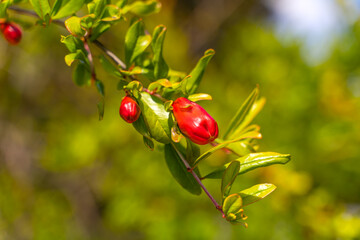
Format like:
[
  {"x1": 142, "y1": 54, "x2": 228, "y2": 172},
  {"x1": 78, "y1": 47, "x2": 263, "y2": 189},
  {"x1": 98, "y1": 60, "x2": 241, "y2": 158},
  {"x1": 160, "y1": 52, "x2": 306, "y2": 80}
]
[
  {"x1": 95, "y1": 80, "x2": 105, "y2": 96},
  {"x1": 65, "y1": 16, "x2": 86, "y2": 36},
  {"x1": 0, "y1": 1, "x2": 11, "y2": 18},
  {"x1": 202, "y1": 152, "x2": 291, "y2": 179},
  {"x1": 229, "y1": 97, "x2": 266, "y2": 139},
  {"x1": 116, "y1": 0, "x2": 127, "y2": 8},
  {"x1": 125, "y1": 19, "x2": 142, "y2": 65},
  {"x1": 188, "y1": 93, "x2": 212, "y2": 102},
  {"x1": 237, "y1": 152, "x2": 291, "y2": 175},
  {"x1": 185, "y1": 49, "x2": 215, "y2": 95},
  {"x1": 124, "y1": 0, "x2": 161, "y2": 16},
  {"x1": 222, "y1": 193, "x2": 242, "y2": 215},
  {"x1": 221, "y1": 161, "x2": 240, "y2": 198},
  {"x1": 137, "y1": 92, "x2": 172, "y2": 144},
  {"x1": 164, "y1": 144, "x2": 201, "y2": 195},
  {"x1": 60, "y1": 35, "x2": 84, "y2": 53},
  {"x1": 72, "y1": 62, "x2": 91, "y2": 86},
  {"x1": 97, "y1": 98, "x2": 105, "y2": 120},
  {"x1": 192, "y1": 131, "x2": 262, "y2": 167},
  {"x1": 152, "y1": 25, "x2": 169, "y2": 79},
  {"x1": 51, "y1": 0, "x2": 63, "y2": 17},
  {"x1": 239, "y1": 184, "x2": 276, "y2": 206},
  {"x1": 29, "y1": 0, "x2": 51, "y2": 20},
  {"x1": 132, "y1": 113, "x2": 151, "y2": 138},
  {"x1": 223, "y1": 86, "x2": 259, "y2": 139},
  {"x1": 120, "y1": 66, "x2": 151, "y2": 76},
  {"x1": 131, "y1": 34, "x2": 152, "y2": 63},
  {"x1": 52, "y1": 0, "x2": 85, "y2": 19},
  {"x1": 93, "y1": 0, "x2": 107, "y2": 17}
]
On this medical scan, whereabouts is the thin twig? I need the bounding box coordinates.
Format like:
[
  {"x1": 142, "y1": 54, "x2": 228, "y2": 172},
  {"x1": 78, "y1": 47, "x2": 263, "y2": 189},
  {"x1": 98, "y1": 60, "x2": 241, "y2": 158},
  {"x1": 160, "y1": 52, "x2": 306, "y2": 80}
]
[
  {"x1": 93, "y1": 40, "x2": 127, "y2": 70},
  {"x1": 171, "y1": 142, "x2": 224, "y2": 214}
]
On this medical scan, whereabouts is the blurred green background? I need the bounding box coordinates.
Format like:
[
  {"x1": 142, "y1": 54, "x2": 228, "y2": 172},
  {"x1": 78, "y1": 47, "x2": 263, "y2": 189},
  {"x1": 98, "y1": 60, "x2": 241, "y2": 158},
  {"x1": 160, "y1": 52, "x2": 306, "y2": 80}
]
[{"x1": 1, "y1": 0, "x2": 360, "y2": 239}]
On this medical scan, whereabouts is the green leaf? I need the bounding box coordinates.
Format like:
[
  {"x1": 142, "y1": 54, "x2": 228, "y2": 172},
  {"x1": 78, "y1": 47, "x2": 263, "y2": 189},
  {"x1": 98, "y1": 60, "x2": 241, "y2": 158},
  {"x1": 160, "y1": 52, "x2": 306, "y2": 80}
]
[
  {"x1": 72, "y1": 62, "x2": 91, "y2": 86},
  {"x1": 143, "y1": 136, "x2": 154, "y2": 150},
  {"x1": 116, "y1": 0, "x2": 127, "y2": 8},
  {"x1": 0, "y1": 1, "x2": 11, "y2": 18},
  {"x1": 29, "y1": 0, "x2": 51, "y2": 20},
  {"x1": 120, "y1": 66, "x2": 151, "y2": 76},
  {"x1": 60, "y1": 35, "x2": 84, "y2": 53},
  {"x1": 185, "y1": 49, "x2": 215, "y2": 95},
  {"x1": 164, "y1": 144, "x2": 201, "y2": 195},
  {"x1": 239, "y1": 183, "x2": 276, "y2": 206},
  {"x1": 152, "y1": 25, "x2": 169, "y2": 79},
  {"x1": 89, "y1": 22, "x2": 111, "y2": 41},
  {"x1": 64, "y1": 50, "x2": 87, "y2": 66},
  {"x1": 188, "y1": 93, "x2": 212, "y2": 102},
  {"x1": 124, "y1": 0, "x2": 161, "y2": 16},
  {"x1": 91, "y1": 0, "x2": 107, "y2": 17},
  {"x1": 65, "y1": 16, "x2": 86, "y2": 36},
  {"x1": 192, "y1": 131, "x2": 262, "y2": 167},
  {"x1": 101, "y1": 5, "x2": 121, "y2": 22},
  {"x1": 202, "y1": 152, "x2": 291, "y2": 179},
  {"x1": 131, "y1": 34, "x2": 152, "y2": 63},
  {"x1": 52, "y1": 0, "x2": 85, "y2": 19},
  {"x1": 137, "y1": 92, "x2": 171, "y2": 144},
  {"x1": 221, "y1": 161, "x2": 240, "y2": 199},
  {"x1": 132, "y1": 113, "x2": 151, "y2": 138},
  {"x1": 80, "y1": 14, "x2": 96, "y2": 29},
  {"x1": 99, "y1": 55, "x2": 123, "y2": 78},
  {"x1": 124, "y1": 19, "x2": 144, "y2": 65},
  {"x1": 222, "y1": 193, "x2": 242, "y2": 216},
  {"x1": 97, "y1": 98, "x2": 105, "y2": 120},
  {"x1": 95, "y1": 80, "x2": 105, "y2": 96},
  {"x1": 237, "y1": 152, "x2": 291, "y2": 175},
  {"x1": 223, "y1": 86, "x2": 259, "y2": 139}
]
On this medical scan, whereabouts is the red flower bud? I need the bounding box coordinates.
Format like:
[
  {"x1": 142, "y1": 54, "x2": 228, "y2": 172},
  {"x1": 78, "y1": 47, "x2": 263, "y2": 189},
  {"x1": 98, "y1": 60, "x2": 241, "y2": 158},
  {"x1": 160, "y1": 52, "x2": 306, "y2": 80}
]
[
  {"x1": 1, "y1": 22, "x2": 22, "y2": 45},
  {"x1": 119, "y1": 96, "x2": 141, "y2": 123},
  {"x1": 172, "y1": 97, "x2": 218, "y2": 145}
]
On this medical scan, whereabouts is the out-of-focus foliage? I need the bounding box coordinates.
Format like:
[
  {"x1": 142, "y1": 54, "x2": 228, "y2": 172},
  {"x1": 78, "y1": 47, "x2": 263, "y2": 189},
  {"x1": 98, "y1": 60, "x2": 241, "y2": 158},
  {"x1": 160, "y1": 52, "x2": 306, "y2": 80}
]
[{"x1": 0, "y1": 0, "x2": 360, "y2": 239}]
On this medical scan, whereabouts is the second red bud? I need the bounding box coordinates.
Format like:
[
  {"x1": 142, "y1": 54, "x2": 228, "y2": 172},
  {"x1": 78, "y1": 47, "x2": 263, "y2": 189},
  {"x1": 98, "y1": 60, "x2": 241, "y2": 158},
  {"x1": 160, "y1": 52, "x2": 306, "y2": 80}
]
[{"x1": 119, "y1": 96, "x2": 141, "y2": 123}]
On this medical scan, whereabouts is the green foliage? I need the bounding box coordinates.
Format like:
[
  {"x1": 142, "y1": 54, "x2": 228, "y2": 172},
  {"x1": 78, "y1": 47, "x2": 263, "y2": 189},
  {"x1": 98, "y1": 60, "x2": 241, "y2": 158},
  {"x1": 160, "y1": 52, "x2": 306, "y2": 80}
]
[{"x1": 164, "y1": 144, "x2": 202, "y2": 195}]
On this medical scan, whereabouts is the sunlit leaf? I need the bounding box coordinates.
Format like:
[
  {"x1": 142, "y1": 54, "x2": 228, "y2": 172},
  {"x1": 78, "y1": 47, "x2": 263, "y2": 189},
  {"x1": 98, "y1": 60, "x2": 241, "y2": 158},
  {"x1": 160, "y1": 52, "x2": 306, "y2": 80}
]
[
  {"x1": 52, "y1": 0, "x2": 85, "y2": 19},
  {"x1": 188, "y1": 93, "x2": 212, "y2": 102},
  {"x1": 124, "y1": 0, "x2": 161, "y2": 16},
  {"x1": 237, "y1": 152, "x2": 291, "y2": 175},
  {"x1": 99, "y1": 55, "x2": 123, "y2": 78},
  {"x1": 137, "y1": 92, "x2": 171, "y2": 144},
  {"x1": 202, "y1": 152, "x2": 291, "y2": 179},
  {"x1": 239, "y1": 183, "x2": 276, "y2": 206},
  {"x1": 223, "y1": 86, "x2": 259, "y2": 139},
  {"x1": 222, "y1": 193, "x2": 242, "y2": 215},
  {"x1": 185, "y1": 49, "x2": 215, "y2": 95},
  {"x1": 65, "y1": 16, "x2": 86, "y2": 36},
  {"x1": 131, "y1": 34, "x2": 152, "y2": 63}
]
